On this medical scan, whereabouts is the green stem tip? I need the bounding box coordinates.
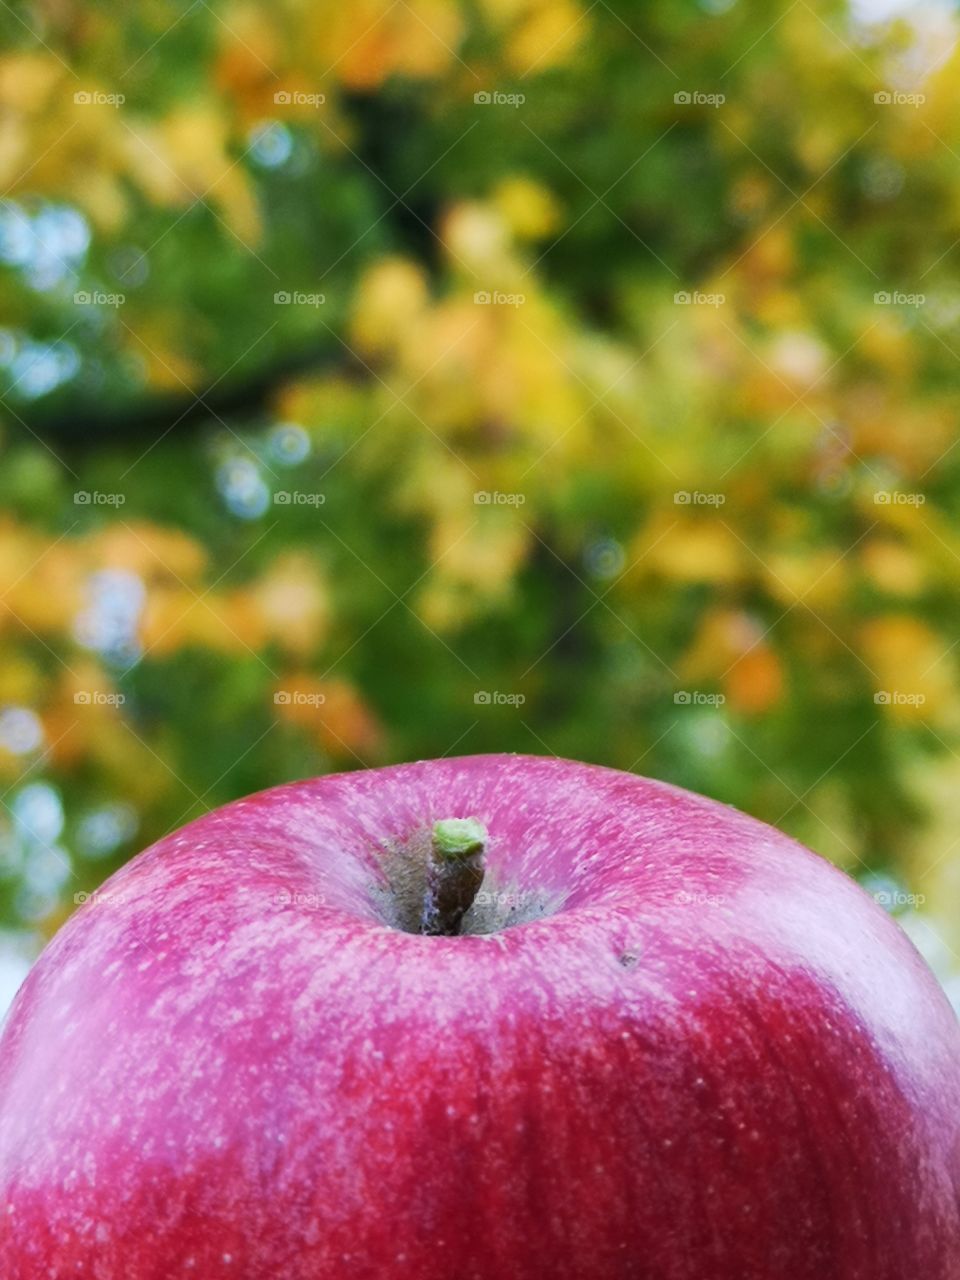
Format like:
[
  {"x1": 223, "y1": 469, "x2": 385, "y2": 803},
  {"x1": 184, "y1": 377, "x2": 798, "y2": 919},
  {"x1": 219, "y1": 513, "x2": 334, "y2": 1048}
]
[
  {"x1": 431, "y1": 817, "x2": 487, "y2": 860},
  {"x1": 421, "y1": 817, "x2": 487, "y2": 936}
]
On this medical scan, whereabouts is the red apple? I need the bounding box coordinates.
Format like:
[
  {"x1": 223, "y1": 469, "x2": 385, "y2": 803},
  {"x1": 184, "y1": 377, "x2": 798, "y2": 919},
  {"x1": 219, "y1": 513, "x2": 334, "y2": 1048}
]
[{"x1": 0, "y1": 754, "x2": 957, "y2": 1278}]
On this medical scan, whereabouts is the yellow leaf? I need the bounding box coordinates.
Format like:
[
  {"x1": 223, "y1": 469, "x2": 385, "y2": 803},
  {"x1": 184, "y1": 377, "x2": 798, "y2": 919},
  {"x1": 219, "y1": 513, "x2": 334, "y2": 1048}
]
[
  {"x1": 493, "y1": 176, "x2": 561, "y2": 240},
  {"x1": 725, "y1": 645, "x2": 784, "y2": 715},
  {"x1": 861, "y1": 538, "x2": 927, "y2": 597},
  {"x1": 0, "y1": 54, "x2": 62, "y2": 112},
  {"x1": 252, "y1": 554, "x2": 328, "y2": 656},
  {"x1": 91, "y1": 523, "x2": 208, "y2": 582},
  {"x1": 274, "y1": 675, "x2": 384, "y2": 760},
  {"x1": 860, "y1": 616, "x2": 954, "y2": 721},
  {"x1": 507, "y1": 0, "x2": 588, "y2": 74},
  {"x1": 314, "y1": 0, "x2": 463, "y2": 89},
  {"x1": 351, "y1": 258, "x2": 429, "y2": 355},
  {"x1": 441, "y1": 201, "x2": 510, "y2": 271},
  {"x1": 638, "y1": 516, "x2": 743, "y2": 585}
]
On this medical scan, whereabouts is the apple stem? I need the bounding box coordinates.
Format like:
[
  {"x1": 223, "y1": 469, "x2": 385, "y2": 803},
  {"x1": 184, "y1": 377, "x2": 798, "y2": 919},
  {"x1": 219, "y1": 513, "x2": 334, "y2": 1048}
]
[{"x1": 421, "y1": 818, "x2": 487, "y2": 936}]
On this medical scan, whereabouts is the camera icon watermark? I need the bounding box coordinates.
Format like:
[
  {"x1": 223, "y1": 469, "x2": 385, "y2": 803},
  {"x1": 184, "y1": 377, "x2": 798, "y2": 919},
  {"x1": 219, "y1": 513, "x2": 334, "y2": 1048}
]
[
  {"x1": 74, "y1": 290, "x2": 125, "y2": 308},
  {"x1": 274, "y1": 690, "x2": 326, "y2": 707},
  {"x1": 273, "y1": 491, "x2": 326, "y2": 506},
  {"x1": 673, "y1": 490, "x2": 725, "y2": 506},
  {"x1": 74, "y1": 690, "x2": 126, "y2": 706},
  {"x1": 74, "y1": 491, "x2": 126, "y2": 506},
  {"x1": 274, "y1": 291, "x2": 325, "y2": 306},
  {"x1": 873, "y1": 290, "x2": 925, "y2": 307},
  {"x1": 874, "y1": 690, "x2": 926, "y2": 707},
  {"x1": 474, "y1": 490, "x2": 526, "y2": 506},
  {"x1": 673, "y1": 290, "x2": 725, "y2": 307},
  {"x1": 473, "y1": 290, "x2": 525, "y2": 307},
  {"x1": 74, "y1": 889, "x2": 130, "y2": 907},
  {"x1": 74, "y1": 90, "x2": 125, "y2": 107},
  {"x1": 474, "y1": 889, "x2": 533, "y2": 909},
  {"x1": 674, "y1": 690, "x2": 726, "y2": 706},
  {"x1": 874, "y1": 90, "x2": 925, "y2": 106},
  {"x1": 873, "y1": 491, "x2": 925, "y2": 506},
  {"x1": 674, "y1": 90, "x2": 725, "y2": 108},
  {"x1": 273, "y1": 90, "x2": 325, "y2": 107},
  {"x1": 675, "y1": 889, "x2": 727, "y2": 906},
  {"x1": 274, "y1": 888, "x2": 327, "y2": 909},
  {"x1": 872, "y1": 887, "x2": 925, "y2": 909},
  {"x1": 474, "y1": 90, "x2": 525, "y2": 107},
  {"x1": 474, "y1": 690, "x2": 526, "y2": 706}
]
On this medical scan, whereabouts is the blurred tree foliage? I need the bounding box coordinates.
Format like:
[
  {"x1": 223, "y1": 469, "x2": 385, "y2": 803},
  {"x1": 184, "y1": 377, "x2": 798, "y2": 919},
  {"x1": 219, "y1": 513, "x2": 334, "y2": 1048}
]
[{"x1": 0, "y1": 0, "x2": 958, "y2": 987}]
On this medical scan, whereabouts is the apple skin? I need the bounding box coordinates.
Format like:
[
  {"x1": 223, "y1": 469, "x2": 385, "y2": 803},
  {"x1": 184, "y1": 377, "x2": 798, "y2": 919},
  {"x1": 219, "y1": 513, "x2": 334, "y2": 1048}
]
[{"x1": 0, "y1": 754, "x2": 958, "y2": 1279}]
